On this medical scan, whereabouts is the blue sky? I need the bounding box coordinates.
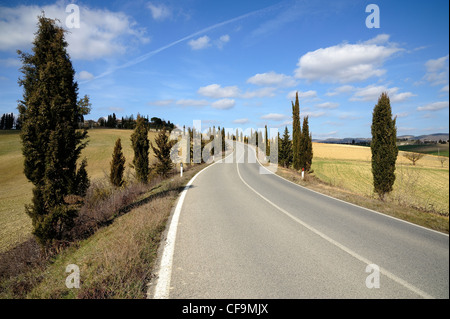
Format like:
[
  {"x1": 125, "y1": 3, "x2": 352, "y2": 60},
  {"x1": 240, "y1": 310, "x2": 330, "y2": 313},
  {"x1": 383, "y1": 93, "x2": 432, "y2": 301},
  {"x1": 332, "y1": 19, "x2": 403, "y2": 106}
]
[{"x1": 0, "y1": 0, "x2": 448, "y2": 139}]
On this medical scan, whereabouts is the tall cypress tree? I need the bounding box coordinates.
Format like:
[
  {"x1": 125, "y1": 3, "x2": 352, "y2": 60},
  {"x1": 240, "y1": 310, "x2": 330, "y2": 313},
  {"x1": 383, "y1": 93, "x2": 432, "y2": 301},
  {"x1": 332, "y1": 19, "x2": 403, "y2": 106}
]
[
  {"x1": 110, "y1": 138, "x2": 126, "y2": 187},
  {"x1": 151, "y1": 127, "x2": 175, "y2": 177},
  {"x1": 265, "y1": 125, "x2": 269, "y2": 156},
  {"x1": 279, "y1": 126, "x2": 293, "y2": 168},
  {"x1": 371, "y1": 92, "x2": 398, "y2": 200},
  {"x1": 17, "y1": 15, "x2": 89, "y2": 245},
  {"x1": 131, "y1": 115, "x2": 150, "y2": 183},
  {"x1": 221, "y1": 127, "x2": 226, "y2": 153},
  {"x1": 292, "y1": 92, "x2": 301, "y2": 170},
  {"x1": 299, "y1": 116, "x2": 313, "y2": 171}
]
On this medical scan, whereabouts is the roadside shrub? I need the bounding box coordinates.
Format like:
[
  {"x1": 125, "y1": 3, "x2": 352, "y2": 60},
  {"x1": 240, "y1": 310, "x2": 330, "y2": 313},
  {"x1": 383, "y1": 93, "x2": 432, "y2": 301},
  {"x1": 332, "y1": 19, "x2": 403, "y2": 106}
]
[{"x1": 70, "y1": 181, "x2": 150, "y2": 240}]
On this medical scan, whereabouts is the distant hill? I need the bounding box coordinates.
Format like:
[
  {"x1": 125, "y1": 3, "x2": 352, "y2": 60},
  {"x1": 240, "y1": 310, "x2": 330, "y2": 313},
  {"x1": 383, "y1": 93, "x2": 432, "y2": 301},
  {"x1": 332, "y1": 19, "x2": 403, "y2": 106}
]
[
  {"x1": 398, "y1": 133, "x2": 449, "y2": 142},
  {"x1": 314, "y1": 133, "x2": 449, "y2": 144}
]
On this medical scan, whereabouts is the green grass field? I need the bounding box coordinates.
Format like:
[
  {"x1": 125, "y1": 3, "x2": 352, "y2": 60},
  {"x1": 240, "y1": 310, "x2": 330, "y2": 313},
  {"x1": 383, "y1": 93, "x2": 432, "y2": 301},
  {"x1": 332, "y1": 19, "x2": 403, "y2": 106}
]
[
  {"x1": 0, "y1": 129, "x2": 158, "y2": 253},
  {"x1": 398, "y1": 143, "x2": 449, "y2": 157}
]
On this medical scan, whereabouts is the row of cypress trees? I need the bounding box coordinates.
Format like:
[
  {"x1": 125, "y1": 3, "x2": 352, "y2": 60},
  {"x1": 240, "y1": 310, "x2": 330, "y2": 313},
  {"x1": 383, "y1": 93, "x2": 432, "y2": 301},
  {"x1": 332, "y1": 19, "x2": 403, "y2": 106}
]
[
  {"x1": 279, "y1": 90, "x2": 398, "y2": 201},
  {"x1": 277, "y1": 92, "x2": 313, "y2": 171},
  {"x1": 17, "y1": 16, "x2": 177, "y2": 247},
  {"x1": 0, "y1": 113, "x2": 17, "y2": 130},
  {"x1": 110, "y1": 117, "x2": 176, "y2": 188}
]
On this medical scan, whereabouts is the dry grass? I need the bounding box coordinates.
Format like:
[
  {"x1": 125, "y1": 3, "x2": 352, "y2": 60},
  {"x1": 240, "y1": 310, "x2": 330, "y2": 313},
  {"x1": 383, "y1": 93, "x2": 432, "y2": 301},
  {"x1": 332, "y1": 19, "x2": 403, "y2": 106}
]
[
  {"x1": 0, "y1": 163, "x2": 206, "y2": 299},
  {"x1": 25, "y1": 194, "x2": 174, "y2": 299},
  {"x1": 0, "y1": 131, "x2": 33, "y2": 253},
  {"x1": 313, "y1": 142, "x2": 449, "y2": 169},
  {"x1": 311, "y1": 143, "x2": 449, "y2": 216},
  {"x1": 0, "y1": 129, "x2": 158, "y2": 253}
]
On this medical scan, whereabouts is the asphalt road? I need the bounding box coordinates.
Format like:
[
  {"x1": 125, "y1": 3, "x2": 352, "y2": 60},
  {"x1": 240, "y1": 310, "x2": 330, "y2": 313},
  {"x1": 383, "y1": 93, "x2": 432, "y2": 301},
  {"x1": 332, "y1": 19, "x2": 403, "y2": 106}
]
[{"x1": 152, "y1": 141, "x2": 449, "y2": 299}]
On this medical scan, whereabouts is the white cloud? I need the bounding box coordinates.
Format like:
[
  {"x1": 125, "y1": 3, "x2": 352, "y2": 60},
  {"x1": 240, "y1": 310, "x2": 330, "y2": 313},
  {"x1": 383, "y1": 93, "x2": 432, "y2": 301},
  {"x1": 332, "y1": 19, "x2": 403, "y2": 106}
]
[
  {"x1": 211, "y1": 99, "x2": 235, "y2": 110},
  {"x1": 424, "y1": 55, "x2": 449, "y2": 86},
  {"x1": 303, "y1": 111, "x2": 326, "y2": 118},
  {"x1": 240, "y1": 87, "x2": 276, "y2": 98},
  {"x1": 350, "y1": 85, "x2": 388, "y2": 101},
  {"x1": 188, "y1": 35, "x2": 210, "y2": 50},
  {"x1": 0, "y1": 3, "x2": 149, "y2": 60},
  {"x1": 216, "y1": 34, "x2": 230, "y2": 49},
  {"x1": 247, "y1": 71, "x2": 296, "y2": 87},
  {"x1": 350, "y1": 85, "x2": 415, "y2": 103},
  {"x1": 189, "y1": 34, "x2": 229, "y2": 50},
  {"x1": 220, "y1": 34, "x2": 230, "y2": 42},
  {"x1": 440, "y1": 84, "x2": 449, "y2": 93},
  {"x1": 325, "y1": 85, "x2": 354, "y2": 96},
  {"x1": 425, "y1": 55, "x2": 449, "y2": 73},
  {"x1": 147, "y1": 2, "x2": 171, "y2": 20},
  {"x1": 363, "y1": 34, "x2": 390, "y2": 45},
  {"x1": 78, "y1": 70, "x2": 94, "y2": 80},
  {"x1": 198, "y1": 84, "x2": 239, "y2": 98},
  {"x1": 395, "y1": 112, "x2": 409, "y2": 118},
  {"x1": 287, "y1": 90, "x2": 317, "y2": 100},
  {"x1": 198, "y1": 84, "x2": 275, "y2": 99},
  {"x1": 233, "y1": 118, "x2": 249, "y2": 124},
  {"x1": 260, "y1": 113, "x2": 287, "y2": 121},
  {"x1": 294, "y1": 36, "x2": 401, "y2": 83},
  {"x1": 176, "y1": 99, "x2": 209, "y2": 107},
  {"x1": 316, "y1": 102, "x2": 339, "y2": 109},
  {"x1": 417, "y1": 101, "x2": 449, "y2": 112},
  {"x1": 299, "y1": 90, "x2": 317, "y2": 99},
  {"x1": 390, "y1": 92, "x2": 416, "y2": 103}
]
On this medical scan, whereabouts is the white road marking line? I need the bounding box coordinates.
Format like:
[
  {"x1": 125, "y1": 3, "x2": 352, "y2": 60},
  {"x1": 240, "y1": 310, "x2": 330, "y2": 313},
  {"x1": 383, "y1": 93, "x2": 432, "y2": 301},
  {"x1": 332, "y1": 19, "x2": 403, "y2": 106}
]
[
  {"x1": 152, "y1": 152, "x2": 234, "y2": 299},
  {"x1": 236, "y1": 148, "x2": 434, "y2": 299}
]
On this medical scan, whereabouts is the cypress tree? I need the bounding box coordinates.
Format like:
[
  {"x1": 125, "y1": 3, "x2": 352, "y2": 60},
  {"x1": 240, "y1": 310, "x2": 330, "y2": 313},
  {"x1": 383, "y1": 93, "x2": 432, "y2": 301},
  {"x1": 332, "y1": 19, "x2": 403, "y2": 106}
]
[
  {"x1": 292, "y1": 92, "x2": 301, "y2": 170},
  {"x1": 300, "y1": 116, "x2": 313, "y2": 171},
  {"x1": 17, "y1": 15, "x2": 89, "y2": 245},
  {"x1": 110, "y1": 138, "x2": 126, "y2": 187},
  {"x1": 75, "y1": 158, "x2": 90, "y2": 197},
  {"x1": 221, "y1": 127, "x2": 226, "y2": 153},
  {"x1": 131, "y1": 115, "x2": 150, "y2": 183},
  {"x1": 279, "y1": 126, "x2": 293, "y2": 168},
  {"x1": 151, "y1": 127, "x2": 175, "y2": 177},
  {"x1": 306, "y1": 132, "x2": 313, "y2": 171},
  {"x1": 371, "y1": 92, "x2": 398, "y2": 200},
  {"x1": 265, "y1": 125, "x2": 269, "y2": 156},
  {"x1": 0, "y1": 114, "x2": 4, "y2": 129}
]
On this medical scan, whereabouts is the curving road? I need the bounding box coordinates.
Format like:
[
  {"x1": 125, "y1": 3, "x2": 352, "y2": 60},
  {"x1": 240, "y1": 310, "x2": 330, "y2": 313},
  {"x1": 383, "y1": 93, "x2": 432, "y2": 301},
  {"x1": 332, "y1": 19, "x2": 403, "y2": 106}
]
[{"x1": 151, "y1": 141, "x2": 449, "y2": 299}]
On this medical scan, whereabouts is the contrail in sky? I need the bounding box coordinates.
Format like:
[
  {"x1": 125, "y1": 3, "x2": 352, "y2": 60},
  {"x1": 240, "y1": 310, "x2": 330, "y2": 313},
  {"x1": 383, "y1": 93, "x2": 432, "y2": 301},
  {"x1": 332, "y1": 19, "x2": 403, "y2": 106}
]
[{"x1": 84, "y1": 2, "x2": 283, "y2": 82}]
